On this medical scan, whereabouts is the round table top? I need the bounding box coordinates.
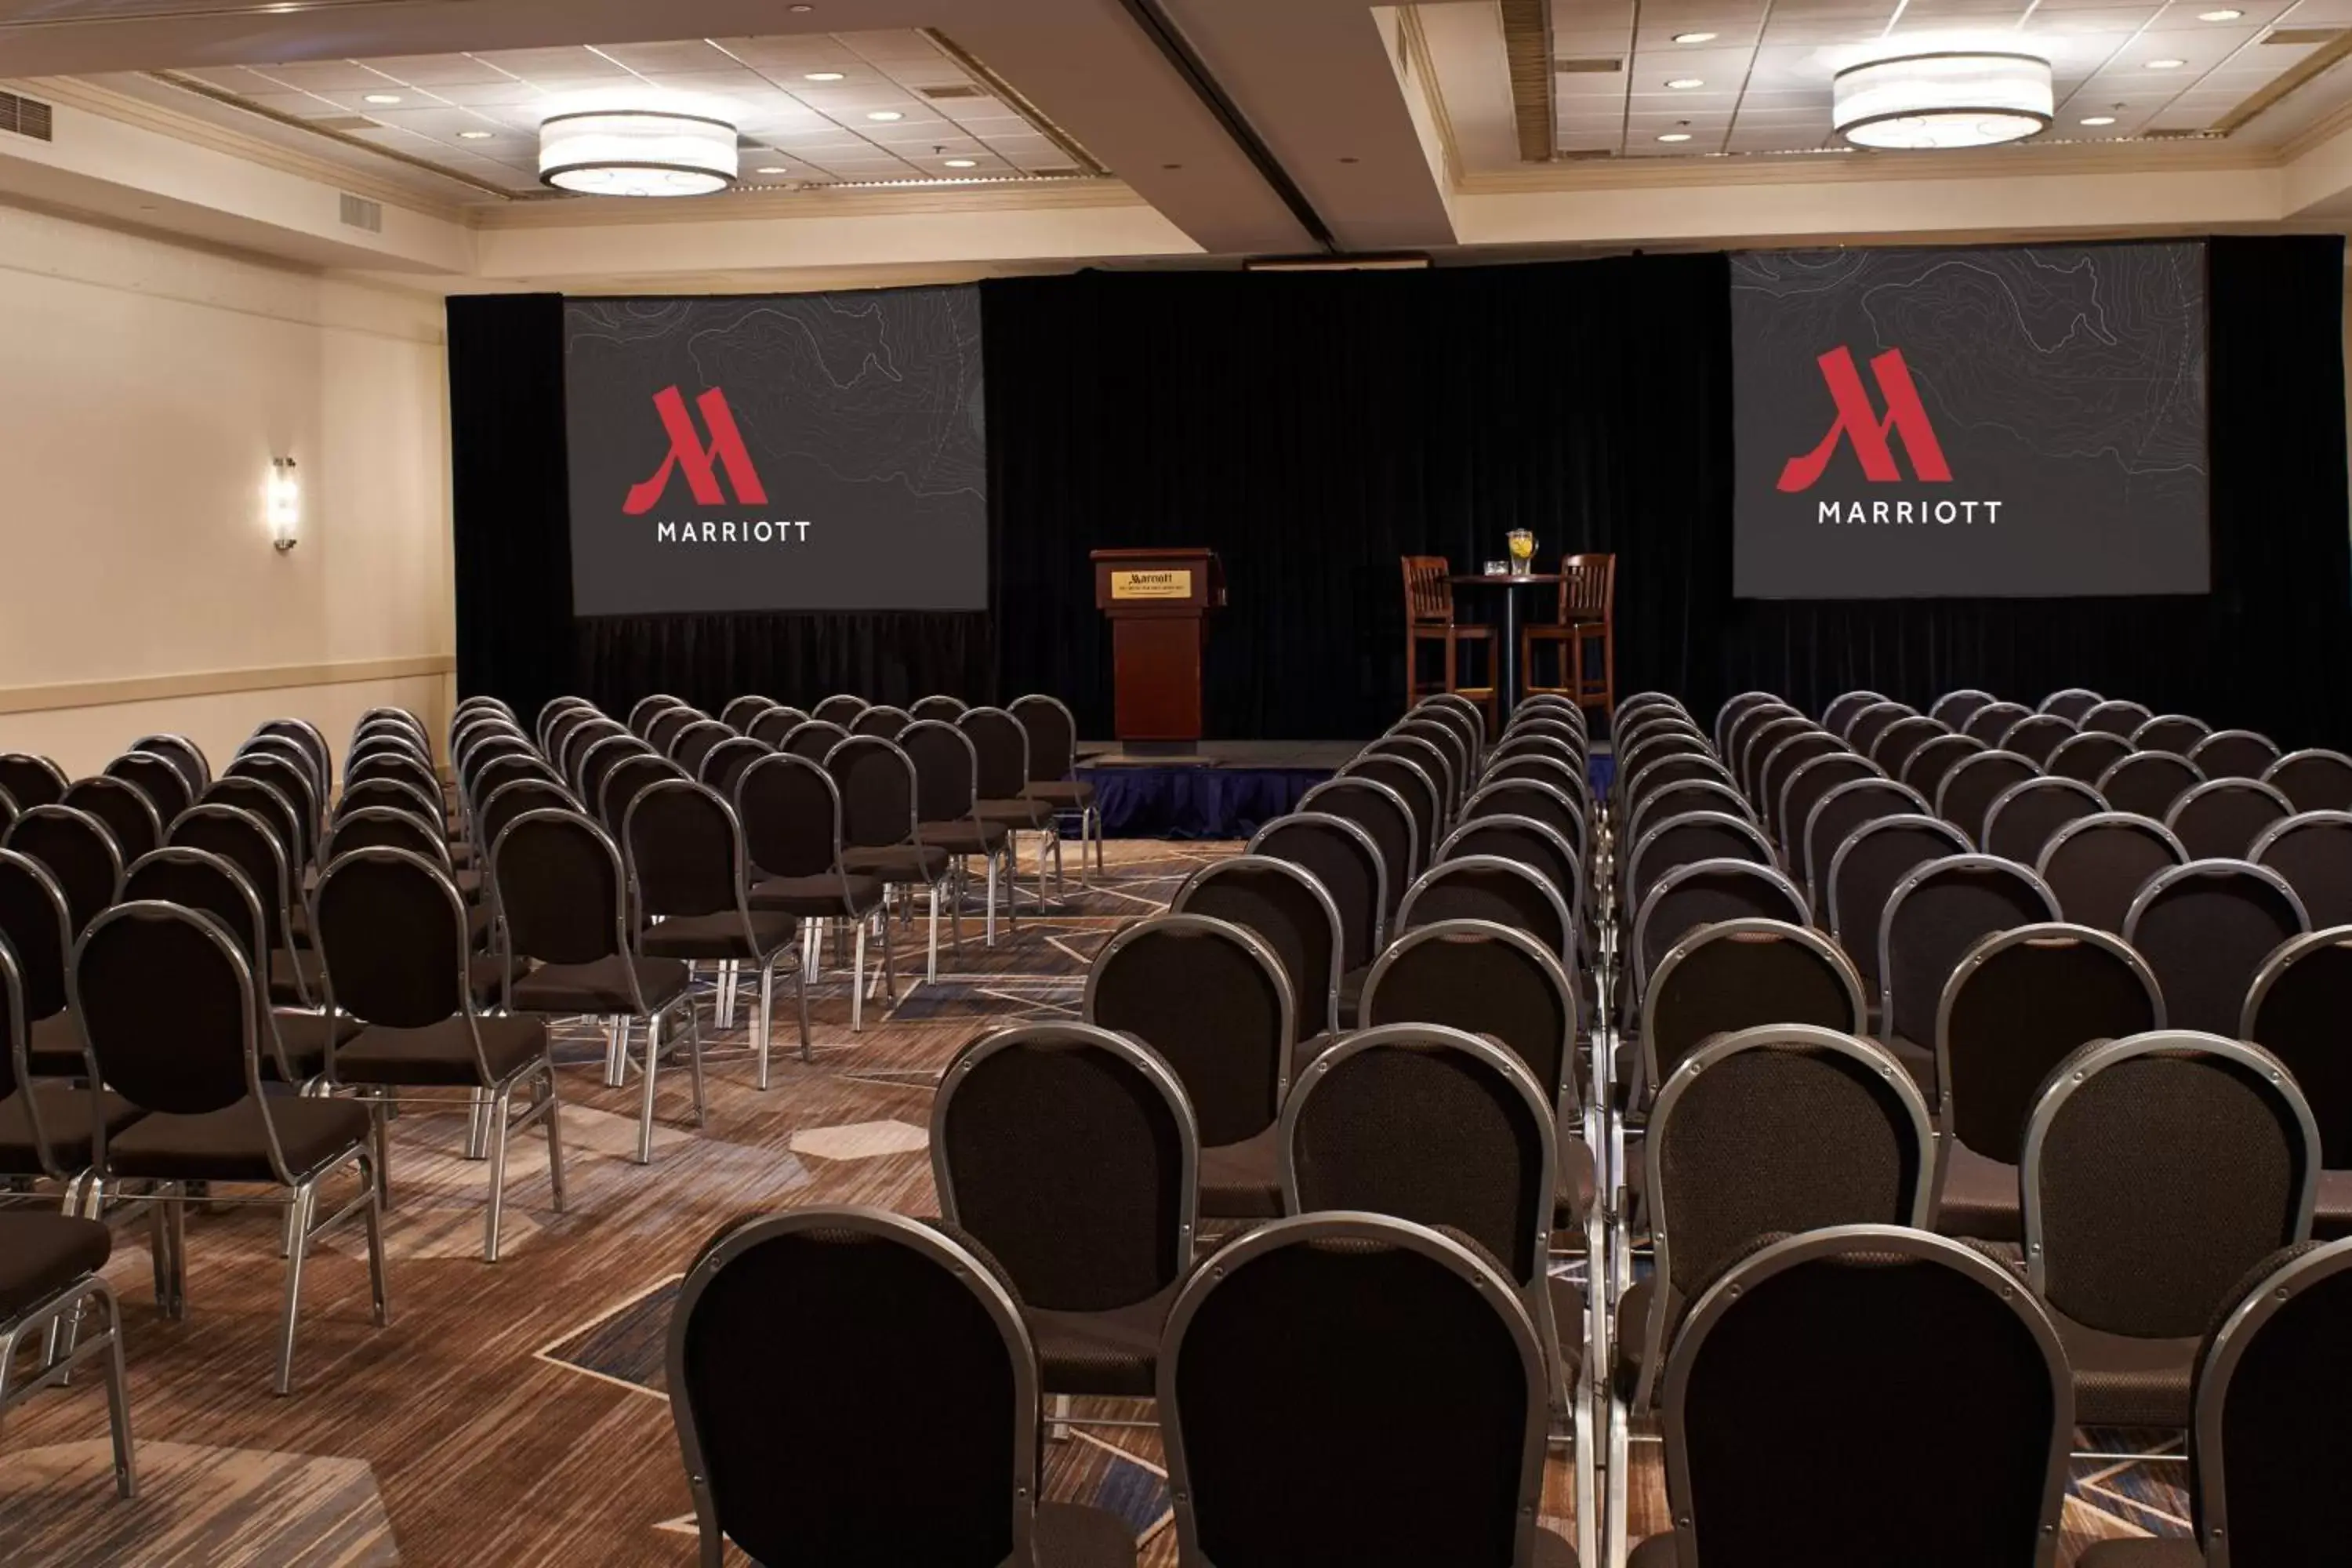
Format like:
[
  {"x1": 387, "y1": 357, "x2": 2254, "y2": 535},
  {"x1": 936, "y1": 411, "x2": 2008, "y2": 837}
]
[{"x1": 1450, "y1": 572, "x2": 1563, "y2": 586}]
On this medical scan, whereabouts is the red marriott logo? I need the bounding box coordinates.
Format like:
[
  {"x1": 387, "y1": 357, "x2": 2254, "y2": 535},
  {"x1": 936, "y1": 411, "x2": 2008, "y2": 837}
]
[
  {"x1": 623, "y1": 386, "x2": 769, "y2": 516},
  {"x1": 1777, "y1": 346, "x2": 1952, "y2": 493}
]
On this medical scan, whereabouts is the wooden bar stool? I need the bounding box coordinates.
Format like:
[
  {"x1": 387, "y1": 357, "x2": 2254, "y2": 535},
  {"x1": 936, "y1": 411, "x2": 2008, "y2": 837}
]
[
  {"x1": 1401, "y1": 556, "x2": 1497, "y2": 731},
  {"x1": 1523, "y1": 553, "x2": 1615, "y2": 718}
]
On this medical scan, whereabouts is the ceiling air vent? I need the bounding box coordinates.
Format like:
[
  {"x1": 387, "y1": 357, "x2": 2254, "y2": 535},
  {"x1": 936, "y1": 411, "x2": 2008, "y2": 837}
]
[
  {"x1": 306, "y1": 114, "x2": 382, "y2": 132},
  {"x1": 1031, "y1": 165, "x2": 1082, "y2": 177},
  {"x1": 921, "y1": 84, "x2": 987, "y2": 100},
  {"x1": 2142, "y1": 127, "x2": 2213, "y2": 139},
  {"x1": 1557, "y1": 147, "x2": 1617, "y2": 160},
  {"x1": 2265, "y1": 27, "x2": 2344, "y2": 44},
  {"x1": 338, "y1": 192, "x2": 383, "y2": 233},
  {"x1": 0, "y1": 89, "x2": 55, "y2": 143},
  {"x1": 1555, "y1": 57, "x2": 1623, "y2": 73}
]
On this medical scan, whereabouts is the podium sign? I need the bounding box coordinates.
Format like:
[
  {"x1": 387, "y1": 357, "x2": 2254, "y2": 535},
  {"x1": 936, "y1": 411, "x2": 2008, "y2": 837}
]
[{"x1": 1092, "y1": 548, "x2": 1224, "y2": 746}]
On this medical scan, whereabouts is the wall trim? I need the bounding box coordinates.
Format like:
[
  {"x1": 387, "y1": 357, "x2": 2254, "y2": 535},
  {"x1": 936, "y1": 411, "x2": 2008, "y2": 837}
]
[{"x1": 0, "y1": 654, "x2": 455, "y2": 717}]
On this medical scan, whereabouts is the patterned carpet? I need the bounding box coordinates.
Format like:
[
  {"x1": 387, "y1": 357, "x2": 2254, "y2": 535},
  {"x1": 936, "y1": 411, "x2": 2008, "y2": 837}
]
[{"x1": 0, "y1": 838, "x2": 2190, "y2": 1565}]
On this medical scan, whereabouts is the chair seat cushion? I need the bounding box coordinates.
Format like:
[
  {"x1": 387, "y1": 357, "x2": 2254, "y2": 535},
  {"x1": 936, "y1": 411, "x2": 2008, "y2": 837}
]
[
  {"x1": 510, "y1": 954, "x2": 691, "y2": 1015},
  {"x1": 267, "y1": 946, "x2": 322, "y2": 1007},
  {"x1": 0, "y1": 1084, "x2": 143, "y2": 1173},
  {"x1": 750, "y1": 873, "x2": 884, "y2": 916},
  {"x1": 2054, "y1": 1312, "x2": 2198, "y2": 1428},
  {"x1": 1200, "y1": 1124, "x2": 1283, "y2": 1219},
  {"x1": 1028, "y1": 1279, "x2": 1181, "y2": 1398},
  {"x1": 1933, "y1": 1138, "x2": 2020, "y2": 1242},
  {"x1": 1025, "y1": 780, "x2": 1098, "y2": 810},
  {"x1": 640, "y1": 910, "x2": 797, "y2": 961},
  {"x1": 337, "y1": 1014, "x2": 549, "y2": 1088},
  {"x1": 2075, "y1": 1543, "x2": 2201, "y2": 1568},
  {"x1": 975, "y1": 797, "x2": 1055, "y2": 829},
  {"x1": 0, "y1": 1212, "x2": 111, "y2": 1318},
  {"x1": 1882, "y1": 1032, "x2": 1938, "y2": 1104},
  {"x1": 468, "y1": 950, "x2": 528, "y2": 1009},
  {"x1": 918, "y1": 818, "x2": 1011, "y2": 855},
  {"x1": 26, "y1": 1011, "x2": 87, "y2": 1078},
  {"x1": 841, "y1": 844, "x2": 953, "y2": 882},
  {"x1": 265, "y1": 1010, "x2": 367, "y2": 1082},
  {"x1": 1034, "y1": 1502, "x2": 1139, "y2": 1568},
  {"x1": 109, "y1": 1094, "x2": 372, "y2": 1183}
]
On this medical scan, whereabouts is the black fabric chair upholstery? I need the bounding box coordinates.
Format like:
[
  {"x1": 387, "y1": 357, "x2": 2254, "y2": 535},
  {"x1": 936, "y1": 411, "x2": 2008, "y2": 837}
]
[
  {"x1": 2037, "y1": 813, "x2": 2188, "y2": 935},
  {"x1": 1935, "y1": 751, "x2": 2038, "y2": 848},
  {"x1": 1399, "y1": 855, "x2": 1573, "y2": 967},
  {"x1": 1982, "y1": 776, "x2": 2106, "y2": 867},
  {"x1": 1300, "y1": 777, "x2": 1420, "y2": 895},
  {"x1": 2099, "y1": 751, "x2": 2207, "y2": 822},
  {"x1": 1962, "y1": 701, "x2": 2032, "y2": 746},
  {"x1": 1822, "y1": 815, "x2": 1970, "y2": 999},
  {"x1": 2252, "y1": 811, "x2": 2352, "y2": 928},
  {"x1": 2123, "y1": 860, "x2": 2308, "y2": 1036},
  {"x1": 1247, "y1": 813, "x2": 1385, "y2": 1012},
  {"x1": 2166, "y1": 779, "x2": 2294, "y2": 862},
  {"x1": 0, "y1": 850, "x2": 85, "y2": 1080},
  {"x1": 1999, "y1": 713, "x2": 2076, "y2": 768},
  {"x1": 1802, "y1": 780, "x2": 1926, "y2": 902},
  {"x1": 2263, "y1": 748, "x2": 2352, "y2": 813},
  {"x1": 1639, "y1": 920, "x2": 1867, "y2": 1099},
  {"x1": 0, "y1": 754, "x2": 69, "y2": 811},
  {"x1": 1174, "y1": 856, "x2": 1345, "y2": 1042},
  {"x1": 1777, "y1": 753, "x2": 1878, "y2": 858},
  {"x1": 1630, "y1": 858, "x2": 1806, "y2": 1007},
  {"x1": 2245, "y1": 931, "x2": 2352, "y2": 1238},
  {"x1": 1877, "y1": 855, "x2": 2059, "y2": 1096},
  {"x1": 2024, "y1": 1033, "x2": 2318, "y2": 1428},
  {"x1": 5, "y1": 805, "x2": 122, "y2": 936},
  {"x1": 2188, "y1": 729, "x2": 2280, "y2": 782}
]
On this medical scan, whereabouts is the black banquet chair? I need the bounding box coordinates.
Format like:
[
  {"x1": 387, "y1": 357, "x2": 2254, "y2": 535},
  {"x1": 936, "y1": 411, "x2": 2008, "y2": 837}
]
[
  {"x1": 2035, "y1": 812, "x2": 2187, "y2": 936},
  {"x1": 0, "y1": 1205, "x2": 136, "y2": 1501},
  {"x1": 2122, "y1": 859, "x2": 2308, "y2": 1036},
  {"x1": 2264, "y1": 747, "x2": 2352, "y2": 813},
  {"x1": 932, "y1": 1023, "x2": 1197, "y2": 1405},
  {"x1": 2252, "y1": 810, "x2": 2352, "y2": 928},
  {"x1": 1160, "y1": 1213, "x2": 1572, "y2": 1567},
  {"x1": 1638, "y1": 1226, "x2": 2070, "y2": 1568},
  {"x1": 2243, "y1": 929, "x2": 2352, "y2": 1238},
  {"x1": 0, "y1": 753, "x2": 69, "y2": 811},
  {"x1": 667, "y1": 1207, "x2": 1138, "y2": 1568},
  {"x1": 1247, "y1": 812, "x2": 1385, "y2": 1023}
]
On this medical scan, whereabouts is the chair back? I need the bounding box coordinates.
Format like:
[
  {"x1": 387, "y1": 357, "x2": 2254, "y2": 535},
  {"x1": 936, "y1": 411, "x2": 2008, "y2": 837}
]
[
  {"x1": 1007, "y1": 694, "x2": 1080, "y2": 782},
  {"x1": 1759, "y1": 732, "x2": 1846, "y2": 829},
  {"x1": 168, "y1": 805, "x2": 296, "y2": 956},
  {"x1": 1803, "y1": 778, "x2": 1927, "y2": 899},
  {"x1": 350, "y1": 748, "x2": 441, "y2": 800},
  {"x1": 1362, "y1": 920, "x2": 1581, "y2": 1117},
  {"x1": 1820, "y1": 691, "x2": 1889, "y2": 735},
  {"x1": 2167, "y1": 778, "x2": 2294, "y2": 862},
  {"x1": 1624, "y1": 778, "x2": 1744, "y2": 857},
  {"x1": 1824, "y1": 814, "x2": 1972, "y2": 986},
  {"x1": 667, "y1": 719, "x2": 734, "y2": 774},
  {"x1": 1398, "y1": 855, "x2": 1571, "y2": 964},
  {"x1": 1247, "y1": 813, "x2": 1385, "y2": 971},
  {"x1": 809, "y1": 694, "x2": 869, "y2": 728},
  {"x1": 0, "y1": 850, "x2": 75, "y2": 1027},
  {"x1": 1844, "y1": 700, "x2": 1915, "y2": 757},
  {"x1": 1298, "y1": 777, "x2": 1417, "y2": 899},
  {"x1": 1400, "y1": 554, "x2": 1457, "y2": 625},
  {"x1": 314, "y1": 848, "x2": 473, "y2": 1031},
  {"x1": 1778, "y1": 752, "x2": 1878, "y2": 853},
  {"x1": 626, "y1": 779, "x2": 749, "y2": 924},
  {"x1": 1162, "y1": 1214, "x2": 1552, "y2": 1568},
  {"x1": 1871, "y1": 713, "x2": 1949, "y2": 776},
  {"x1": 574, "y1": 731, "x2": 649, "y2": 811},
  {"x1": 1643, "y1": 920, "x2": 1866, "y2": 1088},
  {"x1": 2263, "y1": 748, "x2": 2352, "y2": 814},
  {"x1": 2100, "y1": 750, "x2": 2207, "y2": 822},
  {"x1": 597, "y1": 752, "x2": 684, "y2": 837},
  {"x1": 227, "y1": 750, "x2": 319, "y2": 853},
  {"x1": 735, "y1": 752, "x2": 847, "y2": 881},
  {"x1": 1480, "y1": 755, "x2": 1586, "y2": 808},
  {"x1": 1439, "y1": 815, "x2": 1581, "y2": 913},
  {"x1": 1998, "y1": 712, "x2": 2076, "y2": 768},
  {"x1": 2026, "y1": 1033, "x2": 2318, "y2": 1338},
  {"x1": 106, "y1": 750, "x2": 193, "y2": 824},
  {"x1": 1556, "y1": 552, "x2": 1612, "y2": 622},
  {"x1": 696, "y1": 736, "x2": 769, "y2": 797},
  {"x1": 1900, "y1": 731, "x2": 1987, "y2": 805},
  {"x1": 1736, "y1": 716, "x2": 1813, "y2": 800},
  {"x1": 900, "y1": 721, "x2": 981, "y2": 824},
  {"x1": 130, "y1": 734, "x2": 211, "y2": 793},
  {"x1": 909, "y1": 695, "x2": 967, "y2": 724},
  {"x1": 824, "y1": 736, "x2": 919, "y2": 851},
  {"x1": 850, "y1": 706, "x2": 913, "y2": 742},
  {"x1": 1724, "y1": 703, "x2": 1798, "y2": 778},
  {"x1": 746, "y1": 706, "x2": 808, "y2": 747},
  {"x1": 1629, "y1": 811, "x2": 1773, "y2": 919},
  {"x1": 2189, "y1": 728, "x2": 2281, "y2": 782},
  {"x1": 477, "y1": 778, "x2": 578, "y2": 862},
  {"x1": 644, "y1": 706, "x2": 703, "y2": 756},
  {"x1": 668, "y1": 1209, "x2": 1043, "y2": 1568},
  {"x1": 0, "y1": 756, "x2": 67, "y2": 811},
  {"x1": 339, "y1": 777, "x2": 441, "y2": 829},
  {"x1": 2082, "y1": 698, "x2": 2158, "y2": 738},
  {"x1": 1880, "y1": 854, "x2": 2059, "y2": 1050},
  {"x1": 73, "y1": 901, "x2": 260, "y2": 1119},
  {"x1": 1962, "y1": 700, "x2": 2034, "y2": 746},
  {"x1": 326, "y1": 804, "x2": 451, "y2": 869},
  {"x1": 63, "y1": 777, "x2": 162, "y2": 866},
  {"x1": 2037, "y1": 811, "x2": 2188, "y2": 935},
  {"x1": 2047, "y1": 729, "x2": 2133, "y2": 788},
  {"x1": 5, "y1": 806, "x2": 123, "y2": 935},
  {"x1": 1660, "y1": 1226, "x2": 2071, "y2": 1568},
  {"x1": 2192, "y1": 1237, "x2": 2352, "y2": 1561},
  {"x1": 1928, "y1": 688, "x2": 1998, "y2": 728},
  {"x1": 1633, "y1": 858, "x2": 1808, "y2": 1003},
  {"x1": 935, "y1": 1023, "x2": 1196, "y2": 1310},
  {"x1": 1639, "y1": 1026, "x2": 1933, "y2": 1407},
  {"x1": 2125, "y1": 860, "x2": 2309, "y2": 1035},
  {"x1": 1939, "y1": 924, "x2": 2161, "y2": 1164},
  {"x1": 2133, "y1": 713, "x2": 2210, "y2": 755},
  {"x1": 1085, "y1": 913, "x2": 1293, "y2": 1145},
  {"x1": 717, "y1": 695, "x2": 772, "y2": 734},
  {"x1": 1982, "y1": 775, "x2": 2105, "y2": 866},
  {"x1": 492, "y1": 809, "x2": 627, "y2": 968},
  {"x1": 782, "y1": 719, "x2": 851, "y2": 763},
  {"x1": 1341, "y1": 755, "x2": 1439, "y2": 866},
  {"x1": 1388, "y1": 720, "x2": 1468, "y2": 814},
  {"x1": 2244, "y1": 930, "x2": 2352, "y2": 1174},
  {"x1": 1411, "y1": 701, "x2": 1483, "y2": 775},
  {"x1": 557, "y1": 717, "x2": 626, "y2": 780},
  {"x1": 1936, "y1": 750, "x2": 2038, "y2": 847},
  {"x1": 1283, "y1": 1025, "x2": 1557, "y2": 1297},
  {"x1": 2039, "y1": 688, "x2": 2103, "y2": 722},
  {"x1": 2252, "y1": 811, "x2": 2352, "y2": 929},
  {"x1": 956, "y1": 707, "x2": 1031, "y2": 801},
  {"x1": 1173, "y1": 856, "x2": 1344, "y2": 1039}
]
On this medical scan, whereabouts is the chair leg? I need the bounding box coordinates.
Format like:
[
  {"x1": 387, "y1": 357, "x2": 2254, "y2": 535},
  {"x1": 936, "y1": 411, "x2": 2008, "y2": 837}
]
[
  {"x1": 879, "y1": 905, "x2": 898, "y2": 1004},
  {"x1": 985, "y1": 854, "x2": 999, "y2": 946},
  {"x1": 756, "y1": 960, "x2": 776, "y2": 1090},
  {"x1": 97, "y1": 1285, "x2": 136, "y2": 1499},
  {"x1": 542, "y1": 1065, "x2": 568, "y2": 1216},
  {"x1": 483, "y1": 1083, "x2": 514, "y2": 1263},
  {"x1": 604, "y1": 1018, "x2": 630, "y2": 1091},
  {"x1": 371, "y1": 1097, "x2": 393, "y2": 1213},
  {"x1": 851, "y1": 919, "x2": 867, "y2": 1033},
  {"x1": 636, "y1": 1013, "x2": 662, "y2": 1167},
  {"x1": 463, "y1": 1087, "x2": 492, "y2": 1160},
  {"x1": 274, "y1": 1181, "x2": 318, "y2": 1396},
  {"x1": 1004, "y1": 841, "x2": 1021, "y2": 934},
  {"x1": 361, "y1": 1154, "x2": 390, "y2": 1329},
  {"x1": 927, "y1": 880, "x2": 942, "y2": 979},
  {"x1": 797, "y1": 933, "x2": 814, "y2": 1063},
  {"x1": 686, "y1": 1004, "x2": 706, "y2": 1128},
  {"x1": 1091, "y1": 804, "x2": 1105, "y2": 877}
]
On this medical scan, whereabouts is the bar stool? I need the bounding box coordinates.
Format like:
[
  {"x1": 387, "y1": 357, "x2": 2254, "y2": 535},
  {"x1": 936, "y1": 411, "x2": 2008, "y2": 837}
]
[
  {"x1": 1523, "y1": 552, "x2": 1615, "y2": 718},
  {"x1": 1400, "y1": 556, "x2": 1497, "y2": 731}
]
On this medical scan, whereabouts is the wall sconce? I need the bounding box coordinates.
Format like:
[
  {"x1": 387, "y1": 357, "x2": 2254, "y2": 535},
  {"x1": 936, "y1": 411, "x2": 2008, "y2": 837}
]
[{"x1": 267, "y1": 458, "x2": 300, "y2": 552}]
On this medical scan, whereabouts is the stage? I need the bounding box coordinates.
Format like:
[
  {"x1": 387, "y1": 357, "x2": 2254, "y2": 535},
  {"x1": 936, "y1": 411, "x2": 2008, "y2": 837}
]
[{"x1": 1075, "y1": 738, "x2": 1615, "y2": 839}]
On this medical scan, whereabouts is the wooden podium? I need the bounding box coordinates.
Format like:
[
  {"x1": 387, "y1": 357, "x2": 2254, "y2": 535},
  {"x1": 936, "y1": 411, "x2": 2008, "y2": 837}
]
[{"x1": 1093, "y1": 547, "x2": 1224, "y2": 752}]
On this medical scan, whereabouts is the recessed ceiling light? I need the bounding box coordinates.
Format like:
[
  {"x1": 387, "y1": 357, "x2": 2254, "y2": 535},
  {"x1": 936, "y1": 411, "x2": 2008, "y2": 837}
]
[
  {"x1": 2147, "y1": 57, "x2": 2187, "y2": 68},
  {"x1": 757, "y1": 165, "x2": 789, "y2": 174},
  {"x1": 2198, "y1": 7, "x2": 2243, "y2": 18},
  {"x1": 944, "y1": 157, "x2": 977, "y2": 168},
  {"x1": 804, "y1": 71, "x2": 845, "y2": 82},
  {"x1": 1672, "y1": 31, "x2": 1717, "y2": 44},
  {"x1": 1667, "y1": 78, "x2": 1704, "y2": 89},
  {"x1": 363, "y1": 93, "x2": 402, "y2": 104},
  {"x1": 2081, "y1": 114, "x2": 2117, "y2": 125},
  {"x1": 866, "y1": 110, "x2": 903, "y2": 122},
  {"x1": 457, "y1": 129, "x2": 494, "y2": 140},
  {"x1": 1657, "y1": 132, "x2": 1693, "y2": 142}
]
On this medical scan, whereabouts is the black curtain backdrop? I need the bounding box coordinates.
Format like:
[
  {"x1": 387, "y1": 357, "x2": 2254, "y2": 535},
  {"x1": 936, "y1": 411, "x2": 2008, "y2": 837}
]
[{"x1": 451, "y1": 238, "x2": 2352, "y2": 747}]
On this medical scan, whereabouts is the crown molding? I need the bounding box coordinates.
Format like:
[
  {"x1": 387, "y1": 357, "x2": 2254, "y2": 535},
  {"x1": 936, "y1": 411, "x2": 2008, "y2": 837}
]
[
  {"x1": 1395, "y1": 5, "x2": 1463, "y2": 188},
  {"x1": 20, "y1": 74, "x2": 475, "y2": 223},
  {"x1": 470, "y1": 175, "x2": 1146, "y2": 230},
  {"x1": 1457, "y1": 136, "x2": 2278, "y2": 194}
]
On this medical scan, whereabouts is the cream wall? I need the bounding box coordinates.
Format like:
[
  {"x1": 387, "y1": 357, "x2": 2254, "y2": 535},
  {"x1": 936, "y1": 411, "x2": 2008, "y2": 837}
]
[{"x1": 0, "y1": 199, "x2": 455, "y2": 781}]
